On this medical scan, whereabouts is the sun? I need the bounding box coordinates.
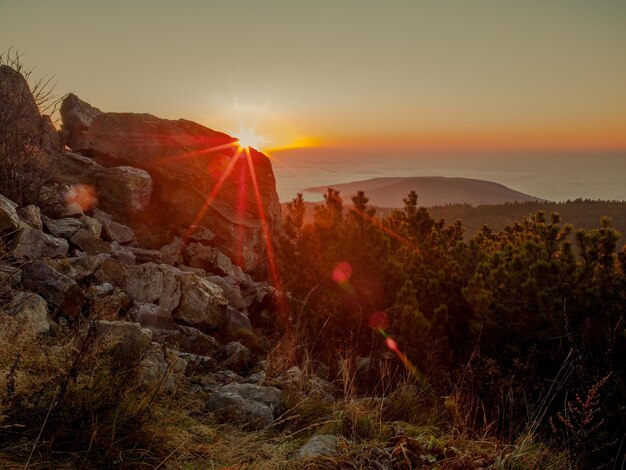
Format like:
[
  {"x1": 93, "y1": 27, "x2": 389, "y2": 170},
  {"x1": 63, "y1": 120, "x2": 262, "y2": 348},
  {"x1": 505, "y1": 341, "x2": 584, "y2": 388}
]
[{"x1": 236, "y1": 126, "x2": 269, "y2": 151}]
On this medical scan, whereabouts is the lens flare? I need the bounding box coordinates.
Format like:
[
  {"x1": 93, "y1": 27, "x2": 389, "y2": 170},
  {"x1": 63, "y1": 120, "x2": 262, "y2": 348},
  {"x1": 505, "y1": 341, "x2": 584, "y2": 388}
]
[
  {"x1": 331, "y1": 261, "x2": 353, "y2": 284},
  {"x1": 65, "y1": 183, "x2": 96, "y2": 212}
]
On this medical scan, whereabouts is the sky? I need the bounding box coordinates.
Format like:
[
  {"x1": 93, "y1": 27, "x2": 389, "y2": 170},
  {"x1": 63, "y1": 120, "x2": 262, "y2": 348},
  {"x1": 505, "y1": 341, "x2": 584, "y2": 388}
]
[{"x1": 1, "y1": 0, "x2": 625, "y2": 200}]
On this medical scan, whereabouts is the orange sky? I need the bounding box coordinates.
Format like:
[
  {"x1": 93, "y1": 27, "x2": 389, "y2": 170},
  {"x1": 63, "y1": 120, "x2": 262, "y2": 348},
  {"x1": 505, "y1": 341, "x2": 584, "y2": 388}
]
[{"x1": 1, "y1": 1, "x2": 625, "y2": 152}]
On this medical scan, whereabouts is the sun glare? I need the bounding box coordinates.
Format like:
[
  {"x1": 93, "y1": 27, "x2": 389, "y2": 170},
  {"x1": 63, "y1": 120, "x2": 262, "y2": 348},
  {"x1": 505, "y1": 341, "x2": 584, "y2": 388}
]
[{"x1": 236, "y1": 126, "x2": 268, "y2": 151}]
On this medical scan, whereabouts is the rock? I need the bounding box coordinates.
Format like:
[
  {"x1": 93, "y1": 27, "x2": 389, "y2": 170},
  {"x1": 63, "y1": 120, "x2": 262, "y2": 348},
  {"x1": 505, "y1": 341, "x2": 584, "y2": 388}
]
[
  {"x1": 173, "y1": 273, "x2": 228, "y2": 331},
  {"x1": 69, "y1": 228, "x2": 113, "y2": 255},
  {"x1": 180, "y1": 353, "x2": 218, "y2": 374},
  {"x1": 200, "y1": 370, "x2": 243, "y2": 388},
  {"x1": 0, "y1": 65, "x2": 62, "y2": 160},
  {"x1": 78, "y1": 215, "x2": 102, "y2": 237},
  {"x1": 17, "y1": 205, "x2": 42, "y2": 229},
  {"x1": 46, "y1": 254, "x2": 108, "y2": 281},
  {"x1": 220, "y1": 341, "x2": 253, "y2": 373},
  {"x1": 94, "y1": 166, "x2": 153, "y2": 215},
  {"x1": 139, "y1": 342, "x2": 187, "y2": 394},
  {"x1": 130, "y1": 302, "x2": 178, "y2": 330},
  {"x1": 125, "y1": 263, "x2": 180, "y2": 310},
  {"x1": 187, "y1": 225, "x2": 216, "y2": 245},
  {"x1": 242, "y1": 281, "x2": 276, "y2": 311},
  {"x1": 7, "y1": 291, "x2": 49, "y2": 335},
  {"x1": 110, "y1": 241, "x2": 136, "y2": 265},
  {"x1": 298, "y1": 435, "x2": 339, "y2": 458},
  {"x1": 225, "y1": 307, "x2": 252, "y2": 334},
  {"x1": 92, "y1": 207, "x2": 135, "y2": 244},
  {"x1": 12, "y1": 224, "x2": 69, "y2": 259},
  {"x1": 91, "y1": 320, "x2": 152, "y2": 359},
  {"x1": 152, "y1": 324, "x2": 221, "y2": 356},
  {"x1": 160, "y1": 237, "x2": 184, "y2": 266},
  {"x1": 60, "y1": 93, "x2": 103, "y2": 149},
  {"x1": 89, "y1": 288, "x2": 131, "y2": 320},
  {"x1": 220, "y1": 383, "x2": 283, "y2": 414},
  {"x1": 93, "y1": 258, "x2": 128, "y2": 285},
  {"x1": 207, "y1": 275, "x2": 246, "y2": 310},
  {"x1": 59, "y1": 101, "x2": 282, "y2": 273},
  {"x1": 22, "y1": 261, "x2": 84, "y2": 318},
  {"x1": 56, "y1": 200, "x2": 85, "y2": 218},
  {"x1": 183, "y1": 244, "x2": 247, "y2": 282},
  {"x1": 127, "y1": 247, "x2": 161, "y2": 264},
  {"x1": 43, "y1": 216, "x2": 83, "y2": 239},
  {"x1": 0, "y1": 194, "x2": 19, "y2": 234},
  {"x1": 0, "y1": 264, "x2": 21, "y2": 290},
  {"x1": 206, "y1": 390, "x2": 274, "y2": 429},
  {"x1": 242, "y1": 371, "x2": 266, "y2": 385}
]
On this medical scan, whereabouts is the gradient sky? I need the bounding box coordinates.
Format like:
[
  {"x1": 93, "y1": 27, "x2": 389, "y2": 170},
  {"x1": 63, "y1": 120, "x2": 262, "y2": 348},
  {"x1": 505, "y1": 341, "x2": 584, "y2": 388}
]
[{"x1": 2, "y1": 0, "x2": 626, "y2": 151}]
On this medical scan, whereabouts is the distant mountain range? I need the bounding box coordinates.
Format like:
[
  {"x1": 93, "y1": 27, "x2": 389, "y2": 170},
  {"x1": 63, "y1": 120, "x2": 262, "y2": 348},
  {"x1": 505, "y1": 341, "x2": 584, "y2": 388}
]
[{"x1": 304, "y1": 176, "x2": 544, "y2": 207}]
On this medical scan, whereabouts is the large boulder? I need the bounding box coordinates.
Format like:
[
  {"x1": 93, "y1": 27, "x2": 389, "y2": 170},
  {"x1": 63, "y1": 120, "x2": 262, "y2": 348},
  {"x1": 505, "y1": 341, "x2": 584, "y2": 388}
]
[
  {"x1": 0, "y1": 65, "x2": 62, "y2": 160},
  {"x1": 54, "y1": 152, "x2": 153, "y2": 217},
  {"x1": 60, "y1": 98, "x2": 282, "y2": 273},
  {"x1": 60, "y1": 93, "x2": 102, "y2": 148}
]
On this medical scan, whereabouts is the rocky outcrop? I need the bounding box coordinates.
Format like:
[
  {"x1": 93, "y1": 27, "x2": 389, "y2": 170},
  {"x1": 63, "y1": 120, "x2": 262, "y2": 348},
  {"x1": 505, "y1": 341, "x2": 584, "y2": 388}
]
[{"x1": 59, "y1": 96, "x2": 282, "y2": 273}]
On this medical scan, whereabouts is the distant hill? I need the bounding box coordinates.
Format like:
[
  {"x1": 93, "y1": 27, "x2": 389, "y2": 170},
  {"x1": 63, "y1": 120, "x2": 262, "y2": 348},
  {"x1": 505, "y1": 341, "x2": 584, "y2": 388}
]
[
  {"x1": 282, "y1": 199, "x2": 626, "y2": 238},
  {"x1": 304, "y1": 176, "x2": 543, "y2": 207}
]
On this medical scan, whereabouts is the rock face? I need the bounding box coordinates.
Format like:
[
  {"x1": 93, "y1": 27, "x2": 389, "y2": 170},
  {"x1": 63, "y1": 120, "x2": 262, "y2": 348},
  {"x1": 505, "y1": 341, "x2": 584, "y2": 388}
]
[{"x1": 60, "y1": 98, "x2": 282, "y2": 273}]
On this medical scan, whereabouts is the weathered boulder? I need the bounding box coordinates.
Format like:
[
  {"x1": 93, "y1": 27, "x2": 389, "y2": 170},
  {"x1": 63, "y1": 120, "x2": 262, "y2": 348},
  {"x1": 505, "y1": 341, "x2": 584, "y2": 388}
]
[
  {"x1": 207, "y1": 275, "x2": 246, "y2": 310},
  {"x1": 60, "y1": 99, "x2": 282, "y2": 273},
  {"x1": 110, "y1": 241, "x2": 136, "y2": 265},
  {"x1": 220, "y1": 383, "x2": 283, "y2": 414},
  {"x1": 69, "y1": 228, "x2": 113, "y2": 255},
  {"x1": 152, "y1": 324, "x2": 221, "y2": 356},
  {"x1": 21, "y1": 261, "x2": 84, "y2": 318},
  {"x1": 43, "y1": 216, "x2": 83, "y2": 239},
  {"x1": 127, "y1": 247, "x2": 161, "y2": 264},
  {"x1": 92, "y1": 207, "x2": 134, "y2": 244},
  {"x1": 173, "y1": 273, "x2": 228, "y2": 330},
  {"x1": 130, "y1": 302, "x2": 178, "y2": 330},
  {"x1": 12, "y1": 224, "x2": 69, "y2": 259},
  {"x1": 225, "y1": 307, "x2": 252, "y2": 335},
  {"x1": 78, "y1": 215, "x2": 102, "y2": 237},
  {"x1": 54, "y1": 152, "x2": 152, "y2": 217},
  {"x1": 139, "y1": 342, "x2": 188, "y2": 394},
  {"x1": 206, "y1": 389, "x2": 274, "y2": 429},
  {"x1": 17, "y1": 205, "x2": 42, "y2": 230},
  {"x1": 46, "y1": 254, "x2": 108, "y2": 281},
  {"x1": 160, "y1": 237, "x2": 184, "y2": 266},
  {"x1": 220, "y1": 341, "x2": 253, "y2": 373},
  {"x1": 298, "y1": 435, "x2": 339, "y2": 458},
  {"x1": 183, "y1": 244, "x2": 248, "y2": 282},
  {"x1": 0, "y1": 194, "x2": 19, "y2": 233},
  {"x1": 0, "y1": 65, "x2": 63, "y2": 160},
  {"x1": 93, "y1": 257, "x2": 128, "y2": 285},
  {"x1": 60, "y1": 93, "x2": 102, "y2": 148},
  {"x1": 7, "y1": 291, "x2": 49, "y2": 335},
  {"x1": 125, "y1": 263, "x2": 180, "y2": 310}
]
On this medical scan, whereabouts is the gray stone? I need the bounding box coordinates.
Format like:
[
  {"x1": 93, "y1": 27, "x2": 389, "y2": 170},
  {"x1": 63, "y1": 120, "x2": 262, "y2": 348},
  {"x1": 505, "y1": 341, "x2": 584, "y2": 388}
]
[
  {"x1": 21, "y1": 261, "x2": 84, "y2": 318},
  {"x1": 206, "y1": 390, "x2": 274, "y2": 429},
  {"x1": 92, "y1": 207, "x2": 135, "y2": 244},
  {"x1": 160, "y1": 237, "x2": 184, "y2": 266},
  {"x1": 43, "y1": 216, "x2": 83, "y2": 239},
  {"x1": 173, "y1": 273, "x2": 228, "y2": 331},
  {"x1": 225, "y1": 307, "x2": 252, "y2": 334},
  {"x1": 0, "y1": 264, "x2": 22, "y2": 289},
  {"x1": 78, "y1": 214, "x2": 102, "y2": 237},
  {"x1": 221, "y1": 341, "x2": 253, "y2": 373},
  {"x1": 17, "y1": 205, "x2": 42, "y2": 230},
  {"x1": 69, "y1": 228, "x2": 112, "y2": 255},
  {"x1": 0, "y1": 194, "x2": 19, "y2": 234},
  {"x1": 93, "y1": 257, "x2": 128, "y2": 286},
  {"x1": 46, "y1": 254, "x2": 108, "y2": 281},
  {"x1": 130, "y1": 302, "x2": 177, "y2": 330},
  {"x1": 242, "y1": 371, "x2": 266, "y2": 385},
  {"x1": 139, "y1": 342, "x2": 187, "y2": 394},
  {"x1": 220, "y1": 383, "x2": 283, "y2": 414},
  {"x1": 127, "y1": 247, "x2": 161, "y2": 264},
  {"x1": 207, "y1": 275, "x2": 246, "y2": 310},
  {"x1": 7, "y1": 291, "x2": 49, "y2": 335},
  {"x1": 12, "y1": 225, "x2": 69, "y2": 259},
  {"x1": 298, "y1": 435, "x2": 338, "y2": 458},
  {"x1": 125, "y1": 263, "x2": 180, "y2": 311},
  {"x1": 110, "y1": 241, "x2": 136, "y2": 265}
]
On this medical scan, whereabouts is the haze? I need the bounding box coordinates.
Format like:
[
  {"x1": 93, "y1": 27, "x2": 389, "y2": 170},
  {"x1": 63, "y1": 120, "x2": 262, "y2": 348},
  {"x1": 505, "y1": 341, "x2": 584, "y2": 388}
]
[{"x1": 2, "y1": 0, "x2": 625, "y2": 200}]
